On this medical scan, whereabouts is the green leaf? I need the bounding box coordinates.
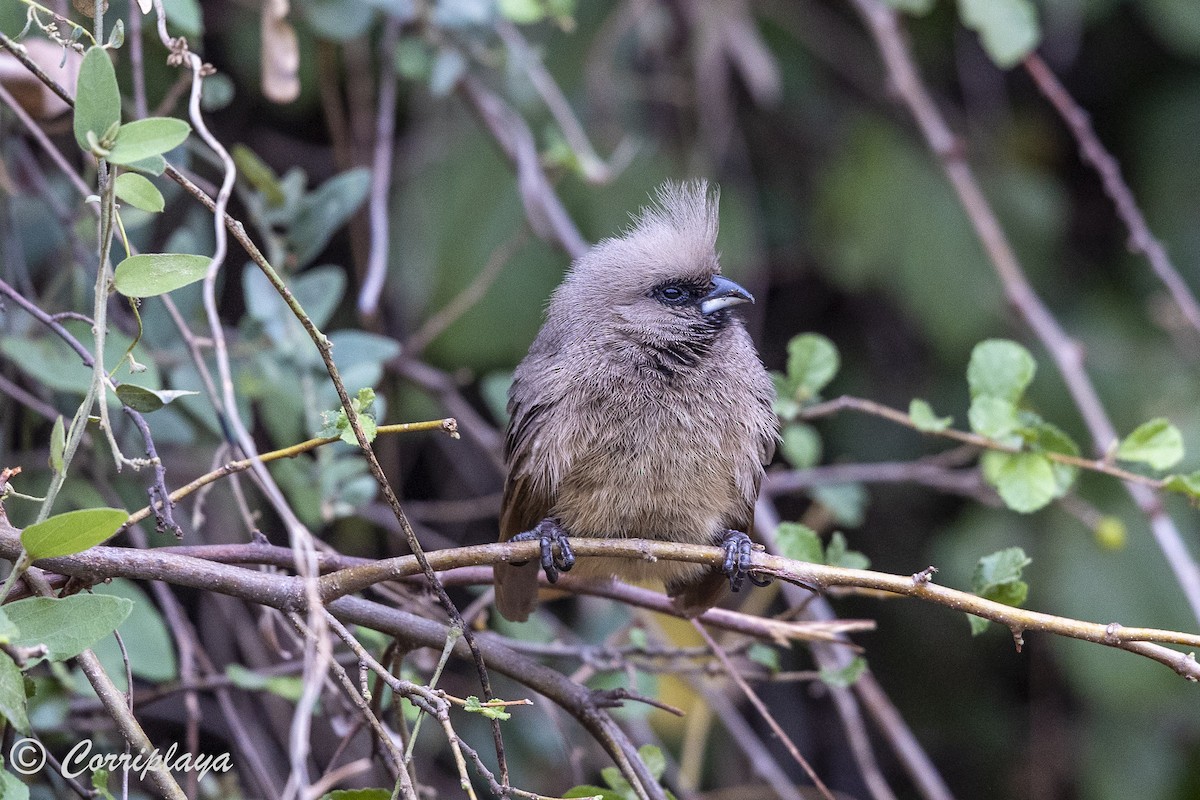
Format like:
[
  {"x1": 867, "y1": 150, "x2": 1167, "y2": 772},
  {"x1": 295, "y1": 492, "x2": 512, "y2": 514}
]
[
  {"x1": 122, "y1": 154, "x2": 167, "y2": 176},
  {"x1": 319, "y1": 387, "x2": 379, "y2": 445},
  {"x1": 395, "y1": 37, "x2": 432, "y2": 80},
  {"x1": 771, "y1": 373, "x2": 801, "y2": 420},
  {"x1": 319, "y1": 791, "x2": 392, "y2": 800},
  {"x1": 113, "y1": 253, "x2": 210, "y2": 297},
  {"x1": 5, "y1": 595, "x2": 133, "y2": 663},
  {"x1": 1030, "y1": 421, "x2": 1079, "y2": 497},
  {"x1": 967, "y1": 546, "x2": 1030, "y2": 633},
  {"x1": 967, "y1": 614, "x2": 991, "y2": 636},
  {"x1": 825, "y1": 531, "x2": 870, "y2": 570},
  {"x1": 499, "y1": 0, "x2": 546, "y2": 23},
  {"x1": 106, "y1": 117, "x2": 191, "y2": 166},
  {"x1": 289, "y1": 168, "x2": 371, "y2": 268},
  {"x1": 885, "y1": 0, "x2": 936, "y2": 12},
  {"x1": 49, "y1": 415, "x2": 65, "y2": 474},
  {"x1": 114, "y1": 172, "x2": 165, "y2": 213},
  {"x1": 106, "y1": 18, "x2": 125, "y2": 48},
  {"x1": 600, "y1": 766, "x2": 634, "y2": 798},
  {"x1": 232, "y1": 144, "x2": 286, "y2": 206},
  {"x1": 115, "y1": 384, "x2": 199, "y2": 413},
  {"x1": 1163, "y1": 471, "x2": 1200, "y2": 498},
  {"x1": 968, "y1": 395, "x2": 1021, "y2": 441},
  {"x1": 0, "y1": 771, "x2": 29, "y2": 800},
  {"x1": 1116, "y1": 417, "x2": 1185, "y2": 470},
  {"x1": 200, "y1": 73, "x2": 236, "y2": 112},
  {"x1": 966, "y1": 339, "x2": 1036, "y2": 401},
  {"x1": 775, "y1": 522, "x2": 824, "y2": 564},
  {"x1": 74, "y1": 47, "x2": 122, "y2": 154},
  {"x1": 463, "y1": 694, "x2": 511, "y2": 720},
  {"x1": 300, "y1": 0, "x2": 377, "y2": 41},
  {"x1": 957, "y1": 0, "x2": 1041, "y2": 68},
  {"x1": 747, "y1": 643, "x2": 781, "y2": 673},
  {"x1": 909, "y1": 398, "x2": 952, "y2": 432},
  {"x1": 785, "y1": 333, "x2": 840, "y2": 401},
  {"x1": 163, "y1": 0, "x2": 203, "y2": 36},
  {"x1": 0, "y1": 321, "x2": 160, "y2": 398},
  {"x1": 0, "y1": 654, "x2": 30, "y2": 734},
  {"x1": 819, "y1": 656, "x2": 867, "y2": 688},
  {"x1": 563, "y1": 787, "x2": 617, "y2": 800},
  {"x1": 0, "y1": 610, "x2": 18, "y2": 645},
  {"x1": 981, "y1": 451, "x2": 1057, "y2": 513},
  {"x1": 92, "y1": 771, "x2": 116, "y2": 800},
  {"x1": 225, "y1": 664, "x2": 305, "y2": 701},
  {"x1": 638, "y1": 745, "x2": 667, "y2": 781},
  {"x1": 21, "y1": 508, "x2": 128, "y2": 560},
  {"x1": 779, "y1": 422, "x2": 821, "y2": 469},
  {"x1": 971, "y1": 546, "x2": 1031, "y2": 601}
]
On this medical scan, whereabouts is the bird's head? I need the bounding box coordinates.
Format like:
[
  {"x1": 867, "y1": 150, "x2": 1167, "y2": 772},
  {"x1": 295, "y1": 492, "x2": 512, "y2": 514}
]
[{"x1": 553, "y1": 181, "x2": 754, "y2": 367}]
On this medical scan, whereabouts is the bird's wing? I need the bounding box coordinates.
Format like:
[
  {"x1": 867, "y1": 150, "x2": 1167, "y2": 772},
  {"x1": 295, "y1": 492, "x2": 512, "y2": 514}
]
[{"x1": 494, "y1": 392, "x2": 557, "y2": 622}]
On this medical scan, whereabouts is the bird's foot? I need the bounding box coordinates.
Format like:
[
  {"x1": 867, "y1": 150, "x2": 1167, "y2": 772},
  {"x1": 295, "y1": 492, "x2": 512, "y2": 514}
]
[
  {"x1": 510, "y1": 518, "x2": 576, "y2": 584},
  {"x1": 721, "y1": 529, "x2": 771, "y2": 592}
]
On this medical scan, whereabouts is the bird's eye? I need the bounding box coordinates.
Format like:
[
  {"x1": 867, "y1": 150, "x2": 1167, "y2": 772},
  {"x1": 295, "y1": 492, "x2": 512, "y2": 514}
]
[{"x1": 654, "y1": 285, "x2": 691, "y2": 306}]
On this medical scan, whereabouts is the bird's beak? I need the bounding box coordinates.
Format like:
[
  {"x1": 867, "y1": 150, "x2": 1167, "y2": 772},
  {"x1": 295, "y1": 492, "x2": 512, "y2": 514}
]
[{"x1": 699, "y1": 276, "x2": 754, "y2": 316}]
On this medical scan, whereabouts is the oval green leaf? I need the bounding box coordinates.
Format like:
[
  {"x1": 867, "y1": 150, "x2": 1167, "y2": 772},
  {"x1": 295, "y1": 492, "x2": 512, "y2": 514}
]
[
  {"x1": 21, "y1": 508, "x2": 128, "y2": 559},
  {"x1": 967, "y1": 339, "x2": 1036, "y2": 401},
  {"x1": 1116, "y1": 417, "x2": 1185, "y2": 471},
  {"x1": 785, "y1": 333, "x2": 840, "y2": 401},
  {"x1": 74, "y1": 46, "x2": 122, "y2": 154},
  {"x1": 114, "y1": 172, "x2": 165, "y2": 213},
  {"x1": 958, "y1": 0, "x2": 1041, "y2": 69},
  {"x1": 981, "y1": 451, "x2": 1057, "y2": 513},
  {"x1": 0, "y1": 652, "x2": 30, "y2": 734},
  {"x1": 4, "y1": 595, "x2": 133, "y2": 663},
  {"x1": 115, "y1": 384, "x2": 200, "y2": 412},
  {"x1": 909, "y1": 398, "x2": 953, "y2": 432},
  {"x1": 122, "y1": 154, "x2": 168, "y2": 176},
  {"x1": 113, "y1": 253, "x2": 211, "y2": 297},
  {"x1": 106, "y1": 117, "x2": 191, "y2": 166},
  {"x1": 49, "y1": 415, "x2": 65, "y2": 474}
]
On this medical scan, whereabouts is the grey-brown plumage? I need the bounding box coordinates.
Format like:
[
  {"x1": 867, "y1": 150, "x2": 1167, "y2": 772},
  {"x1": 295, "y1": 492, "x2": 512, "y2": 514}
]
[{"x1": 494, "y1": 181, "x2": 778, "y2": 622}]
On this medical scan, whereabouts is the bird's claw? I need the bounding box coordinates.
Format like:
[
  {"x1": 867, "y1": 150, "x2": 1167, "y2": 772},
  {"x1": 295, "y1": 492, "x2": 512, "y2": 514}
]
[
  {"x1": 511, "y1": 518, "x2": 576, "y2": 584},
  {"x1": 721, "y1": 529, "x2": 770, "y2": 592}
]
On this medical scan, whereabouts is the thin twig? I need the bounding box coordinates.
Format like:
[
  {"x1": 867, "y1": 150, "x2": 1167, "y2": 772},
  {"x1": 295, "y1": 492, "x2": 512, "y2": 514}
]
[
  {"x1": 458, "y1": 74, "x2": 588, "y2": 258},
  {"x1": 800, "y1": 395, "x2": 1165, "y2": 489},
  {"x1": 1023, "y1": 53, "x2": 1200, "y2": 335},
  {"x1": 496, "y1": 19, "x2": 637, "y2": 184},
  {"x1": 693, "y1": 621, "x2": 836, "y2": 800},
  {"x1": 359, "y1": 16, "x2": 402, "y2": 319},
  {"x1": 118, "y1": 419, "x2": 458, "y2": 534}
]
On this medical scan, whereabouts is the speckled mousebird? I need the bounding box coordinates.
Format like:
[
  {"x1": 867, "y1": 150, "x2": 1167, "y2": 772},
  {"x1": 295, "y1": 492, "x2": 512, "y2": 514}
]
[{"x1": 494, "y1": 180, "x2": 778, "y2": 622}]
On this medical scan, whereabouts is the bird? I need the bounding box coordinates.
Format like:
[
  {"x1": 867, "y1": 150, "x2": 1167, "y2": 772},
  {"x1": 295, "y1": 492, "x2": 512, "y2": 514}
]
[{"x1": 493, "y1": 180, "x2": 778, "y2": 622}]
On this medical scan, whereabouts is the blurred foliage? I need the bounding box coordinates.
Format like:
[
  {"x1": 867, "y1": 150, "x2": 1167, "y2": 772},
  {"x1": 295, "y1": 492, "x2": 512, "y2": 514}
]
[{"x1": 2, "y1": 0, "x2": 1200, "y2": 798}]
